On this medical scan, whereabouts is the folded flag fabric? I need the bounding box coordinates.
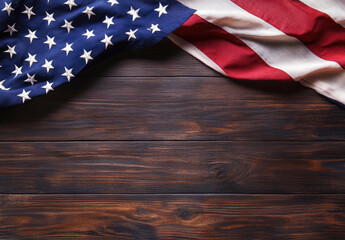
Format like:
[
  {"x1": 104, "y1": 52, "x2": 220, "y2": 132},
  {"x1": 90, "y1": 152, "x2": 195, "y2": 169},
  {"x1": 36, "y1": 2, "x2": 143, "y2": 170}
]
[
  {"x1": 1, "y1": 0, "x2": 345, "y2": 109},
  {"x1": 170, "y1": 0, "x2": 345, "y2": 106},
  {"x1": 0, "y1": 0, "x2": 194, "y2": 108}
]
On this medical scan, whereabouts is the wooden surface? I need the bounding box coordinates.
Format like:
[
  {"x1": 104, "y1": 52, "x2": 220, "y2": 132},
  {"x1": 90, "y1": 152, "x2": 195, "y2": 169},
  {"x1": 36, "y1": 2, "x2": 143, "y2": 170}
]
[{"x1": 0, "y1": 39, "x2": 345, "y2": 239}]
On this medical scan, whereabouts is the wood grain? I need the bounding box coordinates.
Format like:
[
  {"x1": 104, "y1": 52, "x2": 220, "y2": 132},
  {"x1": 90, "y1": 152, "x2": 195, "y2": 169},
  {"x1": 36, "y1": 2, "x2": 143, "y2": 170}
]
[
  {"x1": 1, "y1": 77, "x2": 344, "y2": 141},
  {"x1": 1, "y1": 141, "x2": 345, "y2": 194},
  {"x1": 81, "y1": 39, "x2": 219, "y2": 77},
  {"x1": 0, "y1": 194, "x2": 344, "y2": 239},
  {"x1": 1, "y1": 37, "x2": 344, "y2": 239}
]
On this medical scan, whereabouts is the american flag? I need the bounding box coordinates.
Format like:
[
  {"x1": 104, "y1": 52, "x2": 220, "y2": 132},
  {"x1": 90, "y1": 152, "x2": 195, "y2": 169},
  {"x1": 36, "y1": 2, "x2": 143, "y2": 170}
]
[
  {"x1": 0, "y1": 0, "x2": 194, "y2": 108},
  {"x1": 1, "y1": 0, "x2": 345, "y2": 108}
]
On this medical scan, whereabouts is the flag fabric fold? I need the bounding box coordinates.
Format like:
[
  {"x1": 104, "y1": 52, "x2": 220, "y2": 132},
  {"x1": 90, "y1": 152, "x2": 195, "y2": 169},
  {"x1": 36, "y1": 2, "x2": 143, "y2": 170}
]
[
  {"x1": 0, "y1": 0, "x2": 194, "y2": 108},
  {"x1": 171, "y1": 0, "x2": 345, "y2": 106}
]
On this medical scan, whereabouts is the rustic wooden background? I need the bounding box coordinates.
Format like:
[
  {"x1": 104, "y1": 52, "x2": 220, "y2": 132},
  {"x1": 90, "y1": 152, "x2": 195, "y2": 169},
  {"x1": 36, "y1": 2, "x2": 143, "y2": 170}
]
[{"x1": 0, "y1": 39, "x2": 345, "y2": 239}]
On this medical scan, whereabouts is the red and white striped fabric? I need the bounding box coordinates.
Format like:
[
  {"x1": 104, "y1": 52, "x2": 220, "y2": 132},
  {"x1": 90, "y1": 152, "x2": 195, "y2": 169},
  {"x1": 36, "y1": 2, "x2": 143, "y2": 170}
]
[{"x1": 170, "y1": 0, "x2": 345, "y2": 105}]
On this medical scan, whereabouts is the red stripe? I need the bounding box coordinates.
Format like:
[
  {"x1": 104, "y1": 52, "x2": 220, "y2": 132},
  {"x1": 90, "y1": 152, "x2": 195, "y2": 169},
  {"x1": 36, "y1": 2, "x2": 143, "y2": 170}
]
[
  {"x1": 231, "y1": 0, "x2": 345, "y2": 68},
  {"x1": 173, "y1": 14, "x2": 292, "y2": 81}
]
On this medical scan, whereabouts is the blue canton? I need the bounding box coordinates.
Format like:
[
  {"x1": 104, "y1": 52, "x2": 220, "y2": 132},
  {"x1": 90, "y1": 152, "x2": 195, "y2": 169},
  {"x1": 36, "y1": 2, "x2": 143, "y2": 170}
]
[{"x1": 0, "y1": 0, "x2": 194, "y2": 108}]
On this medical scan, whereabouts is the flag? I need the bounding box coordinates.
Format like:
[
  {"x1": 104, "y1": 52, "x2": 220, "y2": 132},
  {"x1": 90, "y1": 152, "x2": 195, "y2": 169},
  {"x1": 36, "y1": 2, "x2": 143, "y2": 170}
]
[
  {"x1": 170, "y1": 0, "x2": 345, "y2": 106},
  {"x1": 0, "y1": 0, "x2": 194, "y2": 108},
  {"x1": 2, "y1": 0, "x2": 345, "y2": 109}
]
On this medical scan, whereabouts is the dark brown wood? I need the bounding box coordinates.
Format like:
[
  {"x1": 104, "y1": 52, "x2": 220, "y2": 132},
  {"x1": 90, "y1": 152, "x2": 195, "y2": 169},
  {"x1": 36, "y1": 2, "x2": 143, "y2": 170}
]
[
  {"x1": 1, "y1": 76, "x2": 344, "y2": 141},
  {"x1": 1, "y1": 141, "x2": 345, "y2": 194},
  {"x1": 81, "y1": 39, "x2": 219, "y2": 77},
  {"x1": 1, "y1": 37, "x2": 344, "y2": 239},
  {"x1": 0, "y1": 194, "x2": 344, "y2": 239}
]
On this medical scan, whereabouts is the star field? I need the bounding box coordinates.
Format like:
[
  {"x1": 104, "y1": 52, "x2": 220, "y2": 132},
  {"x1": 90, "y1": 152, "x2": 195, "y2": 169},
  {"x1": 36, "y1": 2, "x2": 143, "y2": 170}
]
[{"x1": 0, "y1": 0, "x2": 195, "y2": 107}]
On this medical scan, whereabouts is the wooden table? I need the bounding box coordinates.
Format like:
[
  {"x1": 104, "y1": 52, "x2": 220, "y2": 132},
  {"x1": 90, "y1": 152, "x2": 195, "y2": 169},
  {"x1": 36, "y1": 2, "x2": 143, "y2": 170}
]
[{"x1": 0, "y1": 39, "x2": 345, "y2": 239}]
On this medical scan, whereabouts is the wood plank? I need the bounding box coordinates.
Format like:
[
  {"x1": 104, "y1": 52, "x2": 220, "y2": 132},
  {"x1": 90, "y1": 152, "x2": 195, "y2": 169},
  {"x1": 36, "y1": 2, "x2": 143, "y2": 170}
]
[
  {"x1": 81, "y1": 38, "x2": 219, "y2": 77},
  {"x1": 1, "y1": 141, "x2": 345, "y2": 194},
  {"x1": 0, "y1": 194, "x2": 344, "y2": 239},
  {"x1": 1, "y1": 77, "x2": 344, "y2": 141}
]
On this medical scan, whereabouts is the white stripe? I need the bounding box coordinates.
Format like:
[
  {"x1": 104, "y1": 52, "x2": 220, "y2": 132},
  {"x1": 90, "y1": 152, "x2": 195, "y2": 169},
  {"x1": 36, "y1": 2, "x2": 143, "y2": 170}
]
[
  {"x1": 177, "y1": 0, "x2": 345, "y2": 104},
  {"x1": 299, "y1": 71, "x2": 345, "y2": 105},
  {"x1": 168, "y1": 33, "x2": 227, "y2": 76},
  {"x1": 299, "y1": 0, "x2": 345, "y2": 28}
]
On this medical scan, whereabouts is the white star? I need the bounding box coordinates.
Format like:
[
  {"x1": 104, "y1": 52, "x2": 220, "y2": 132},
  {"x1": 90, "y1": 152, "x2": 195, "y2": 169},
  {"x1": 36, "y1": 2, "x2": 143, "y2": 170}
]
[
  {"x1": 17, "y1": 89, "x2": 31, "y2": 103},
  {"x1": 43, "y1": 12, "x2": 56, "y2": 26},
  {"x1": 126, "y1": 29, "x2": 138, "y2": 41},
  {"x1": 22, "y1": 5, "x2": 36, "y2": 20},
  {"x1": 2, "y1": 2, "x2": 14, "y2": 16},
  {"x1": 25, "y1": 29, "x2": 38, "y2": 43},
  {"x1": 12, "y1": 65, "x2": 23, "y2": 78},
  {"x1": 61, "y1": 19, "x2": 74, "y2": 33},
  {"x1": 0, "y1": 80, "x2": 10, "y2": 91},
  {"x1": 25, "y1": 53, "x2": 37, "y2": 67},
  {"x1": 147, "y1": 24, "x2": 161, "y2": 34},
  {"x1": 44, "y1": 35, "x2": 56, "y2": 49},
  {"x1": 64, "y1": 0, "x2": 77, "y2": 10},
  {"x1": 155, "y1": 3, "x2": 168, "y2": 17},
  {"x1": 82, "y1": 6, "x2": 95, "y2": 19},
  {"x1": 108, "y1": 0, "x2": 119, "y2": 6},
  {"x1": 42, "y1": 81, "x2": 54, "y2": 94},
  {"x1": 24, "y1": 73, "x2": 38, "y2": 85},
  {"x1": 83, "y1": 29, "x2": 95, "y2": 39},
  {"x1": 42, "y1": 59, "x2": 54, "y2": 73},
  {"x1": 62, "y1": 43, "x2": 73, "y2": 56},
  {"x1": 80, "y1": 49, "x2": 93, "y2": 64},
  {"x1": 103, "y1": 16, "x2": 114, "y2": 29},
  {"x1": 101, "y1": 34, "x2": 113, "y2": 49},
  {"x1": 4, "y1": 45, "x2": 16, "y2": 58},
  {"x1": 62, "y1": 67, "x2": 75, "y2": 82},
  {"x1": 4, "y1": 23, "x2": 17, "y2": 36},
  {"x1": 127, "y1": 6, "x2": 140, "y2": 21}
]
